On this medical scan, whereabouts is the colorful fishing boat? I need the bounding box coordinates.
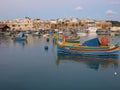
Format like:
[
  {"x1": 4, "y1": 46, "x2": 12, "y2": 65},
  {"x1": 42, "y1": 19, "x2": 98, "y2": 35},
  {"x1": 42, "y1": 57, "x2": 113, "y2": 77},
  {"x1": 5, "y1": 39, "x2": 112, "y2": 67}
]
[
  {"x1": 57, "y1": 38, "x2": 119, "y2": 56},
  {"x1": 64, "y1": 37, "x2": 80, "y2": 43},
  {"x1": 52, "y1": 33, "x2": 80, "y2": 43}
]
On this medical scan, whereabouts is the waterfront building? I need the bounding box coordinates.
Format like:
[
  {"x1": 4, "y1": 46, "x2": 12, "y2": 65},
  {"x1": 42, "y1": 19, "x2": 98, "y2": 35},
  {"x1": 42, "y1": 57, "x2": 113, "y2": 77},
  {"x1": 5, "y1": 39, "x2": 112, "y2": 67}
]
[
  {"x1": 95, "y1": 20, "x2": 112, "y2": 29},
  {"x1": 3, "y1": 17, "x2": 41, "y2": 31},
  {"x1": 2, "y1": 17, "x2": 112, "y2": 31},
  {"x1": 49, "y1": 19, "x2": 57, "y2": 30},
  {"x1": 33, "y1": 18, "x2": 41, "y2": 30},
  {"x1": 66, "y1": 18, "x2": 79, "y2": 30}
]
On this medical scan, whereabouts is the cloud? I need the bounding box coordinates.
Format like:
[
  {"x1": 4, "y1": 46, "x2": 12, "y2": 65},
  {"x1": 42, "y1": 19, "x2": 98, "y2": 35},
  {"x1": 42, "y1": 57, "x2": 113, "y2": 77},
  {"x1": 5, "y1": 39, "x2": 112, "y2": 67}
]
[
  {"x1": 110, "y1": 1, "x2": 120, "y2": 6},
  {"x1": 75, "y1": 6, "x2": 83, "y2": 11},
  {"x1": 106, "y1": 10, "x2": 117, "y2": 18}
]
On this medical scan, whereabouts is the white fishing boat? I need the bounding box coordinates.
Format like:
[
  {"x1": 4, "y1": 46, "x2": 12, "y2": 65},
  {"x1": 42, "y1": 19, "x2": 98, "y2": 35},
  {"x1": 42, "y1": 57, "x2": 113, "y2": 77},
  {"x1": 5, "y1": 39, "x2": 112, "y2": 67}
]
[{"x1": 87, "y1": 26, "x2": 98, "y2": 33}]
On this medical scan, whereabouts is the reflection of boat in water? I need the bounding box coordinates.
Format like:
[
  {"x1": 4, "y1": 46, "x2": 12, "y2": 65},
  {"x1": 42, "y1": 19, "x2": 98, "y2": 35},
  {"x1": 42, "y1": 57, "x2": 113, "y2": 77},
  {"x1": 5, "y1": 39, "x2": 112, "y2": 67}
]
[
  {"x1": 13, "y1": 40, "x2": 27, "y2": 48},
  {"x1": 0, "y1": 32, "x2": 5, "y2": 36},
  {"x1": 56, "y1": 53, "x2": 119, "y2": 70}
]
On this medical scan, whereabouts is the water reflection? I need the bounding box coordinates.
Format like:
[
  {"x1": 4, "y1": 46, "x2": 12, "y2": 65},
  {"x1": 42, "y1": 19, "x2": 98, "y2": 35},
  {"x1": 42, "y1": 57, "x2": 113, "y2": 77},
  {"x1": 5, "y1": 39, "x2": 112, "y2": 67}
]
[
  {"x1": 13, "y1": 40, "x2": 28, "y2": 48},
  {"x1": 56, "y1": 53, "x2": 119, "y2": 70},
  {"x1": 0, "y1": 36, "x2": 11, "y2": 47}
]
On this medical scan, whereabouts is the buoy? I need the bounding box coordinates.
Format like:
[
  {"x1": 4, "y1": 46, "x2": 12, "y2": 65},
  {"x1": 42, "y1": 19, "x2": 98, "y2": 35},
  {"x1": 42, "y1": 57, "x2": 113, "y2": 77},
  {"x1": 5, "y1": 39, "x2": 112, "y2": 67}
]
[
  {"x1": 44, "y1": 46, "x2": 48, "y2": 50},
  {"x1": 100, "y1": 37, "x2": 109, "y2": 46},
  {"x1": 114, "y1": 72, "x2": 117, "y2": 75},
  {"x1": 46, "y1": 38, "x2": 49, "y2": 42}
]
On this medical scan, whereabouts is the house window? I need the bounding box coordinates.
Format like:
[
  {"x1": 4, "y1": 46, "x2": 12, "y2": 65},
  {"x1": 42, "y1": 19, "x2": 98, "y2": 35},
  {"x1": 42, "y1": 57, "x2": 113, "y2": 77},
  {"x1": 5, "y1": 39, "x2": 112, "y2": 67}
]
[{"x1": 12, "y1": 25, "x2": 16, "y2": 27}]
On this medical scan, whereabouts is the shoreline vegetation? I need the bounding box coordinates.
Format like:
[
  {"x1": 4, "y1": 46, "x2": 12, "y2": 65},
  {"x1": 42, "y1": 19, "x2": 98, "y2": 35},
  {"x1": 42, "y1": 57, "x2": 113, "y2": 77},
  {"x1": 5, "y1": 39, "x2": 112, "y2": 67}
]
[{"x1": 107, "y1": 21, "x2": 120, "y2": 27}]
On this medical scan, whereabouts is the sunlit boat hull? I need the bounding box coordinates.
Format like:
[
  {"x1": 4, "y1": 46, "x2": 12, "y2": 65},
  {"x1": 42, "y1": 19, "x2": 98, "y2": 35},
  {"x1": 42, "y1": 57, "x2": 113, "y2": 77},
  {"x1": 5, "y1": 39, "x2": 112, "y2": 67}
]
[{"x1": 57, "y1": 45, "x2": 119, "y2": 56}]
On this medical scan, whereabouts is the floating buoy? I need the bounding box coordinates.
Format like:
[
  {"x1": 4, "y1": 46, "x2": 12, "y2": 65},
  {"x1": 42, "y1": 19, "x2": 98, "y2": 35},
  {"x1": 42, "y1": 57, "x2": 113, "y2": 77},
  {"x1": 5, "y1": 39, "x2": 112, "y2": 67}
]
[
  {"x1": 100, "y1": 37, "x2": 109, "y2": 46},
  {"x1": 44, "y1": 46, "x2": 48, "y2": 50},
  {"x1": 46, "y1": 38, "x2": 49, "y2": 42},
  {"x1": 114, "y1": 72, "x2": 117, "y2": 75}
]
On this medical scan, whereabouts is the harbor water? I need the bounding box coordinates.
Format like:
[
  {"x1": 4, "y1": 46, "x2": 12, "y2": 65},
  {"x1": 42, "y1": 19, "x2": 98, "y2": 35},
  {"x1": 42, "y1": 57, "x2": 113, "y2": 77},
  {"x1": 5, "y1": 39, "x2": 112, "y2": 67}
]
[{"x1": 0, "y1": 33, "x2": 120, "y2": 90}]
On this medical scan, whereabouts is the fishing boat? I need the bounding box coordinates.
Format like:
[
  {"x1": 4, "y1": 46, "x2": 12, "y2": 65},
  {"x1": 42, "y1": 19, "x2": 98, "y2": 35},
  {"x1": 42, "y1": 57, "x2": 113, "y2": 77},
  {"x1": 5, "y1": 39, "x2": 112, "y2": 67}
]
[
  {"x1": 13, "y1": 32, "x2": 27, "y2": 41},
  {"x1": 58, "y1": 37, "x2": 80, "y2": 43},
  {"x1": 87, "y1": 26, "x2": 98, "y2": 33},
  {"x1": 96, "y1": 29, "x2": 111, "y2": 35},
  {"x1": 32, "y1": 31, "x2": 41, "y2": 36},
  {"x1": 53, "y1": 34, "x2": 80, "y2": 43},
  {"x1": 64, "y1": 35, "x2": 80, "y2": 43},
  {"x1": 57, "y1": 38, "x2": 119, "y2": 56},
  {"x1": 14, "y1": 37, "x2": 27, "y2": 41}
]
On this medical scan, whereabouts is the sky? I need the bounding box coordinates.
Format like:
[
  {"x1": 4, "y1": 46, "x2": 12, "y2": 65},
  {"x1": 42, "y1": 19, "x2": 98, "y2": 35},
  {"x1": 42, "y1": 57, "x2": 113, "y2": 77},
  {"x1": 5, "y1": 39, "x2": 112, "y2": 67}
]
[{"x1": 0, "y1": 0, "x2": 120, "y2": 21}]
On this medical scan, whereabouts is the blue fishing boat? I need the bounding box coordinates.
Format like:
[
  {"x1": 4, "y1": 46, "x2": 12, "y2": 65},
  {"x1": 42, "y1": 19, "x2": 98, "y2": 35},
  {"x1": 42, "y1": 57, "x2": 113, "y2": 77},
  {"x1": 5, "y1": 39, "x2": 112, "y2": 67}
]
[{"x1": 14, "y1": 32, "x2": 27, "y2": 41}]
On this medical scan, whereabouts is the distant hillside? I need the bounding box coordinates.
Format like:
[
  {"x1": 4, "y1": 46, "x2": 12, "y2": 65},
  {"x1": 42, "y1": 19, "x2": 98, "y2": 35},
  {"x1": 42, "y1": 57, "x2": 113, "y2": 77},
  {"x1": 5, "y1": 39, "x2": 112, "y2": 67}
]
[{"x1": 107, "y1": 21, "x2": 120, "y2": 27}]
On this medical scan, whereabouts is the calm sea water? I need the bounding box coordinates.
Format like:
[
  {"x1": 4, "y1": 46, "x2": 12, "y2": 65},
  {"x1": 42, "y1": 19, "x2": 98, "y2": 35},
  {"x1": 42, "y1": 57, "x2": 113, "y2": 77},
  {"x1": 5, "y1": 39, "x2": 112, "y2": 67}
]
[{"x1": 0, "y1": 33, "x2": 120, "y2": 90}]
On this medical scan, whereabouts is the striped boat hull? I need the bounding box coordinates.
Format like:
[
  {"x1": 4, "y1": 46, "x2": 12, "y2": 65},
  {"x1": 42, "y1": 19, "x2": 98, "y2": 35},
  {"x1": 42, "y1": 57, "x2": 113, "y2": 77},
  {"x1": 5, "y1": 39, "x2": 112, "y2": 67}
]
[{"x1": 57, "y1": 45, "x2": 119, "y2": 55}]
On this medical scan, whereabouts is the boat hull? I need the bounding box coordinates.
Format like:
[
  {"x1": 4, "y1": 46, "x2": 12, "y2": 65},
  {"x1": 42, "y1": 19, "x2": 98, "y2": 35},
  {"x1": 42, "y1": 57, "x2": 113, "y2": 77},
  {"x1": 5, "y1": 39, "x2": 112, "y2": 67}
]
[
  {"x1": 57, "y1": 45, "x2": 119, "y2": 56},
  {"x1": 14, "y1": 37, "x2": 27, "y2": 41}
]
